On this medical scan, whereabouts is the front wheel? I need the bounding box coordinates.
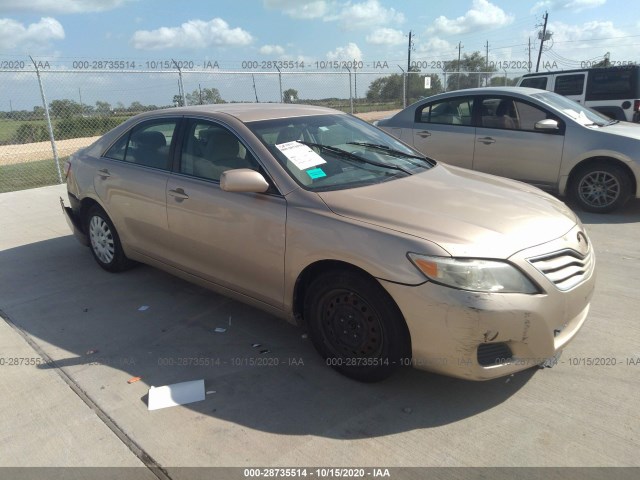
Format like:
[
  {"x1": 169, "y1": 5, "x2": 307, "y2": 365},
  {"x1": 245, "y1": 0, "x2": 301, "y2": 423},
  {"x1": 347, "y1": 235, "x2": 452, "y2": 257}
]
[
  {"x1": 304, "y1": 270, "x2": 411, "y2": 382},
  {"x1": 85, "y1": 205, "x2": 134, "y2": 272},
  {"x1": 570, "y1": 163, "x2": 631, "y2": 213}
]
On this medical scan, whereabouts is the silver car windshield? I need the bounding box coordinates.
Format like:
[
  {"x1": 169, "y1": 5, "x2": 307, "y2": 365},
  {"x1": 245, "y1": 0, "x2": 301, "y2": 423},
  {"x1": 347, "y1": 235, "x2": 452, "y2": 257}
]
[
  {"x1": 247, "y1": 114, "x2": 434, "y2": 191},
  {"x1": 531, "y1": 91, "x2": 612, "y2": 127}
]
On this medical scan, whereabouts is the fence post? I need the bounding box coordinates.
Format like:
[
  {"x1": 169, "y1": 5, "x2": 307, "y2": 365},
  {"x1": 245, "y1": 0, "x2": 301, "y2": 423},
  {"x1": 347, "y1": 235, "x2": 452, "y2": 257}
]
[
  {"x1": 345, "y1": 67, "x2": 353, "y2": 114},
  {"x1": 276, "y1": 66, "x2": 283, "y2": 103},
  {"x1": 172, "y1": 60, "x2": 187, "y2": 106},
  {"x1": 30, "y1": 56, "x2": 62, "y2": 184},
  {"x1": 397, "y1": 65, "x2": 406, "y2": 108}
]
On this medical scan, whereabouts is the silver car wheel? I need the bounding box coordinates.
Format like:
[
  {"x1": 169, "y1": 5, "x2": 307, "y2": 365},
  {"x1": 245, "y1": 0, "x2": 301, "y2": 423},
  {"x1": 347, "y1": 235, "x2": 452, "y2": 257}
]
[
  {"x1": 89, "y1": 215, "x2": 115, "y2": 265},
  {"x1": 578, "y1": 170, "x2": 621, "y2": 208}
]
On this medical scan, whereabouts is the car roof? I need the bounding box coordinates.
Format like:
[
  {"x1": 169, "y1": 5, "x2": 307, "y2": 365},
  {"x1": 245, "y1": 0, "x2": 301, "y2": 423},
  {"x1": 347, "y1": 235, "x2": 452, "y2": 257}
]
[
  {"x1": 521, "y1": 65, "x2": 640, "y2": 77},
  {"x1": 154, "y1": 103, "x2": 345, "y2": 122},
  {"x1": 431, "y1": 86, "x2": 546, "y2": 97}
]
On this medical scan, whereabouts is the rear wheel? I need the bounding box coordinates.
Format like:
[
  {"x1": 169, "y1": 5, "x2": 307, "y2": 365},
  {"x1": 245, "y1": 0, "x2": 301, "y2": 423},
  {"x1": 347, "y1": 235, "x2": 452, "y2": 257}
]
[
  {"x1": 304, "y1": 270, "x2": 411, "y2": 382},
  {"x1": 85, "y1": 205, "x2": 134, "y2": 272},
  {"x1": 570, "y1": 163, "x2": 631, "y2": 213}
]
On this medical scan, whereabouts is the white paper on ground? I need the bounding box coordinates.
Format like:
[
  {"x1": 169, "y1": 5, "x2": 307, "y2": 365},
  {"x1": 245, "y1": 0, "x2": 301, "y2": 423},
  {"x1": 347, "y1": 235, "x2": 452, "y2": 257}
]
[{"x1": 148, "y1": 379, "x2": 205, "y2": 411}]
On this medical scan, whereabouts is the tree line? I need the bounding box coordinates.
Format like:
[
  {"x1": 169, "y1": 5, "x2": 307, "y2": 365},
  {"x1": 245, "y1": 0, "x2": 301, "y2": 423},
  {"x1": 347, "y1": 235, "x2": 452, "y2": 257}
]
[{"x1": 366, "y1": 52, "x2": 520, "y2": 104}]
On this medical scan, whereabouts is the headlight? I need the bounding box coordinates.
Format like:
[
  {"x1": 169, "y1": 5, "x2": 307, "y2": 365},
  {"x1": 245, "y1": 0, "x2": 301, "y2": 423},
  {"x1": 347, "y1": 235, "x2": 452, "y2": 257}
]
[{"x1": 408, "y1": 254, "x2": 539, "y2": 294}]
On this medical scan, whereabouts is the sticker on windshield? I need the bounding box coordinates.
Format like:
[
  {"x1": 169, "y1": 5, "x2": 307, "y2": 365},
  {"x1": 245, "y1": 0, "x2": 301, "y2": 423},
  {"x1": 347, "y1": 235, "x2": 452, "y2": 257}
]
[
  {"x1": 275, "y1": 141, "x2": 327, "y2": 170},
  {"x1": 306, "y1": 167, "x2": 327, "y2": 179}
]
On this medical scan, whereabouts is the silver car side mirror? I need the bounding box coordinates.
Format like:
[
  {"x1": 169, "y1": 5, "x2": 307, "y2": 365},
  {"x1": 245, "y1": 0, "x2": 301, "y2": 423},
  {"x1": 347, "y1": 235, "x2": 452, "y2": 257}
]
[
  {"x1": 220, "y1": 169, "x2": 269, "y2": 193},
  {"x1": 535, "y1": 119, "x2": 560, "y2": 131}
]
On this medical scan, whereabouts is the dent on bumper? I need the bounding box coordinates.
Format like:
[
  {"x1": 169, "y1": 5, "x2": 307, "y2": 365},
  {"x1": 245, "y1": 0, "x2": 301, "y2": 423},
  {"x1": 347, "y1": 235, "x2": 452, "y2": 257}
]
[{"x1": 381, "y1": 269, "x2": 595, "y2": 381}]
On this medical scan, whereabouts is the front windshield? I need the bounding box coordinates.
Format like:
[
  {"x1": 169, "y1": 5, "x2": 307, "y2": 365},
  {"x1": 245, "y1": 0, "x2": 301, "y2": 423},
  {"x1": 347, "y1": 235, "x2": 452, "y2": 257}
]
[
  {"x1": 247, "y1": 114, "x2": 434, "y2": 191},
  {"x1": 531, "y1": 91, "x2": 612, "y2": 127}
]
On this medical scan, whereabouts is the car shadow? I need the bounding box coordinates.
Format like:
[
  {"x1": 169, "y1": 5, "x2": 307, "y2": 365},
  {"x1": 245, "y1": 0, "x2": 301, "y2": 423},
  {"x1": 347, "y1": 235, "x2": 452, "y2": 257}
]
[
  {"x1": 567, "y1": 198, "x2": 640, "y2": 225},
  {"x1": 2, "y1": 235, "x2": 537, "y2": 440}
]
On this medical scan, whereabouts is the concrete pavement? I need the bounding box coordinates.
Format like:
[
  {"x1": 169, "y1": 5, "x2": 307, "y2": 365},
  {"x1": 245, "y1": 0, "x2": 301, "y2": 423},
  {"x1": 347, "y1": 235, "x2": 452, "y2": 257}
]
[{"x1": 0, "y1": 184, "x2": 639, "y2": 476}]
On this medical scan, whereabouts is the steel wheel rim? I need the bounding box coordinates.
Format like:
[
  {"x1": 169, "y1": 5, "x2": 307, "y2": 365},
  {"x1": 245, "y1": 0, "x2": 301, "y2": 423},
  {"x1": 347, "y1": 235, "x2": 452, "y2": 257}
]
[
  {"x1": 89, "y1": 216, "x2": 115, "y2": 264},
  {"x1": 578, "y1": 170, "x2": 620, "y2": 208},
  {"x1": 319, "y1": 289, "x2": 384, "y2": 359}
]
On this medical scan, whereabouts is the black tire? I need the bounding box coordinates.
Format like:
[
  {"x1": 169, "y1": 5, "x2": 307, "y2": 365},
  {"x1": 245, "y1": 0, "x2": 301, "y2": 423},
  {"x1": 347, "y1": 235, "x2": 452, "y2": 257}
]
[
  {"x1": 85, "y1": 205, "x2": 134, "y2": 272},
  {"x1": 304, "y1": 270, "x2": 411, "y2": 382},
  {"x1": 570, "y1": 163, "x2": 631, "y2": 213}
]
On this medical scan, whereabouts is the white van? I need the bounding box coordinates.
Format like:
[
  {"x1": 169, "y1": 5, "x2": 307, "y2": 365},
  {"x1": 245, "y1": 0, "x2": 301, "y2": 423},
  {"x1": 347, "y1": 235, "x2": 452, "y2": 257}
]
[{"x1": 516, "y1": 66, "x2": 640, "y2": 122}]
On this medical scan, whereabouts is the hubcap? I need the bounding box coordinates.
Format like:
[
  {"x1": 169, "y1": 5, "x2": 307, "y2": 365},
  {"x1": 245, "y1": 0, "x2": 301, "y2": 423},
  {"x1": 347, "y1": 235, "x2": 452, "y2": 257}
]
[
  {"x1": 89, "y1": 216, "x2": 115, "y2": 264},
  {"x1": 578, "y1": 171, "x2": 620, "y2": 208},
  {"x1": 320, "y1": 290, "x2": 384, "y2": 358}
]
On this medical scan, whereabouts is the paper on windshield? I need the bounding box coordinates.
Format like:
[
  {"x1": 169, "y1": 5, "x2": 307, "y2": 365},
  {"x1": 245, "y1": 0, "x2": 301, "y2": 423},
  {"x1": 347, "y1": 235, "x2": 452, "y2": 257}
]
[
  {"x1": 275, "y1": 141, "x2": 327, "y2": 170},
  {"x1": 562, "y1": 108, "x2": 590, "y2": 125}
]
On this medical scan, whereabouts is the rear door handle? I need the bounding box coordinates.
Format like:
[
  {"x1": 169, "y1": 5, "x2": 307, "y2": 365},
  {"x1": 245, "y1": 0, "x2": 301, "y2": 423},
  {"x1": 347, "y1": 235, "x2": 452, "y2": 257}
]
[
  {"x1": 417, "y1": 130, "x2": 431, "y2": 138},
  {"x1": 477, "y1": 136, "x2": 496, "y2": 145},
  {"x1": 168, "y1": 188, "x2": 189, "y2": 200},
  {"x1": 97, "y1": 168, "x2": 111, "y2": 178}
]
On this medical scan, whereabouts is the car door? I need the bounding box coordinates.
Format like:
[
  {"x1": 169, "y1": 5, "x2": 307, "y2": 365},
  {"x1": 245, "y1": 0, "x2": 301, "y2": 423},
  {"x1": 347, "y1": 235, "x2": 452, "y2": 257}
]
[
  {"x1": 409, "y1": 96, "x2": 475, "y2": 169},
  {"x1": 94, "y1": 117, "x2": 179, "y2": 259},
  {"x1": 165, "y1": 118, "x2": 287, "y2": 308},
  {"x1": 473, "y1": 96, "x2": 565, "y2": 189}
]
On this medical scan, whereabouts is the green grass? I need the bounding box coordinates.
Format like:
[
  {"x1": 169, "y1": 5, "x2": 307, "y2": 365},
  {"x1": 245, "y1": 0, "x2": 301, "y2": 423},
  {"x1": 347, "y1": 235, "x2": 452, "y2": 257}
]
[
  {"x1": 0, "y1": 116, "x2": 132, "y2": 145},
  {"x1": 0, "y1": 119, "x2": 27, "y2": 144},
  {"x1": 0, "y1": 157, "x2": 66, "y2": 193}
]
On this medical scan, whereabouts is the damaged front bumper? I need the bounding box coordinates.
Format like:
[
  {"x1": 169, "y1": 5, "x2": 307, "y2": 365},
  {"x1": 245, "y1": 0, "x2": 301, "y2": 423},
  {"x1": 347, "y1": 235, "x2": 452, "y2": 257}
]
[
  {"x1": 381, "y1": 226, "x2": 596, "y2": 381},
  {"x1": 60, "y1": 196, "x2": 89, "y2": 246}
]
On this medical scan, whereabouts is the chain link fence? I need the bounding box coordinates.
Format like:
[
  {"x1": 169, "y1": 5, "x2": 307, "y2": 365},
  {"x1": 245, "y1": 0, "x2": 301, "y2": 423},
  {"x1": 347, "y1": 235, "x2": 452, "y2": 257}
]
[{"x1": 0, "y1": 67, "x2": 523, "y2": 193}]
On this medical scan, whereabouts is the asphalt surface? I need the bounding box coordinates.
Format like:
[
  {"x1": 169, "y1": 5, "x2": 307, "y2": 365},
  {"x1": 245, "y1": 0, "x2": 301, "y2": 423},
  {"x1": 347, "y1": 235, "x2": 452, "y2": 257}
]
[{"x1": 0, "y1": 184, "x2": 639, "y2": 477}]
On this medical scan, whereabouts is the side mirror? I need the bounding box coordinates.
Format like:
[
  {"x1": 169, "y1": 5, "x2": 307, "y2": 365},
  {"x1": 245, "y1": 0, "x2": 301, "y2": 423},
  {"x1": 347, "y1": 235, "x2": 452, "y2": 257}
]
[
  {"x1": 220, "y1": 169, "x2": 269, "y2": 193},
  {"x1": 535, "y1": 119, "x2": 559, "y2": 132}
]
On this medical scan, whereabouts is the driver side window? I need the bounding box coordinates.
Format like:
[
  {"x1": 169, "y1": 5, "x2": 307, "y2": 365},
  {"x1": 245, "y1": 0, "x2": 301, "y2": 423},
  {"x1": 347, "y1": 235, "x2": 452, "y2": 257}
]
[{"x1": 180, "y1": 120, "x2": 258, "y2": 182}]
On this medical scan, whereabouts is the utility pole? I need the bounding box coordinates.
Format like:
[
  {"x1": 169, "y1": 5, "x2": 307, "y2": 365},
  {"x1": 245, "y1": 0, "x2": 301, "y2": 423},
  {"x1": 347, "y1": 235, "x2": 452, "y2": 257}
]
[
  {"x1": 528, "y1": 38, "x2": 532, "y2": 72},
  {"x1": 536, "y1": 11, "x2": 549, "y2": 72},
  {"x1": 198, "y1": 84, "x2": 203, "y2": 104},
  {"x1": 485, "y1": 41, "x2": 489, "y2": 69},
  {"x1": 485, "y1": 40, "x2": 489, "y2": 86},
  {"x1": 406, "y1": 30, "x2": 414, "y2": 101},
  {"x1": 457, "y1": 41, "x2": 463, "y2": 90}
]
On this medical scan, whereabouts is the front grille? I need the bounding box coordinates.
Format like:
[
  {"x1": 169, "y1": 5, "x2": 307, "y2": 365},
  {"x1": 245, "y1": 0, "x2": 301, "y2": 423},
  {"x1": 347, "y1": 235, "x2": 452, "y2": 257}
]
[
  {"x1": 477, "y1": 343, "x2": 513, "y2": 366},
  {"x1": 528, "y1": 247, "x2": 593, "y2": 291}
]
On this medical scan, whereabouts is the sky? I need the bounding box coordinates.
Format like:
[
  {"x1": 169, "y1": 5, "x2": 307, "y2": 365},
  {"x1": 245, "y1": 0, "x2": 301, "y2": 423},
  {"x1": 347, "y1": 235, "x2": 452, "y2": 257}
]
[{"x1": 0, "y1": 0, "x2": 638, "y2": 109}]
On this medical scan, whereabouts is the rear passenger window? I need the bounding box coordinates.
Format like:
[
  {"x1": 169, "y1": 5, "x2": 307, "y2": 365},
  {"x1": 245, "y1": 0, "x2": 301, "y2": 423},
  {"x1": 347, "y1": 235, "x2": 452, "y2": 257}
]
[
  {"x1": 417, "y1": 98, "x2": 474, "y2": 125},
  {"x1": 104, "y1": 120, "x2": 178, "y2": 170},
  {"x1": 520, "y1": 77, "x2": 548, "y2": 90},
  {"x1": 587, "y1": 69, "x2": 637, "y2": 101},
  {"x1": 554, "y1": 74, "x2": 585, "y2": 96}
]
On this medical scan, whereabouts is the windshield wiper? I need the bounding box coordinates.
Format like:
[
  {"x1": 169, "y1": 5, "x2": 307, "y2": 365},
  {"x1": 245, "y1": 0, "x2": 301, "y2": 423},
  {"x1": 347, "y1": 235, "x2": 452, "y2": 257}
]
[
  {"x1": 346, "y1": 142, "x2": 426, "y2": 160},
  {"x1": 604, "y1": 119, "x2": 620, "y2": 126},
  {"x1": 347, "y1": 141, "x2": 436, "y2": 169},
  {"x1": 297, "y1": 141, "x2": 414, "y2": 175}
]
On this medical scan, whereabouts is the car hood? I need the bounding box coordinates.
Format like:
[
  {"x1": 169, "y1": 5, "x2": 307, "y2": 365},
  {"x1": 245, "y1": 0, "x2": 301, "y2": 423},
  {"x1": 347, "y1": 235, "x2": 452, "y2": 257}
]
[
  {"x1": 596, "y1": 121, "x2": 640, "y2": 140},
  {"x1": 317, "y1": 163, "x2": 578, "y2": 259}
]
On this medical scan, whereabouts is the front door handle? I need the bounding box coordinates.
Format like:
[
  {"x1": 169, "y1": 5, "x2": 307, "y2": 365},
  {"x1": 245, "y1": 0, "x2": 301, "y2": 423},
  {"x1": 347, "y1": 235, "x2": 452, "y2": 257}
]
[
  {"x1": 477, "y1": 136, "x2": 496, "y2": 145},
  {"x1": 168, "y1": 188, "x2": 189, "y2": 200},
  {"x1": 417, "y1": 130, "x2": 431, "y2": 138},
  {"x1": 97, "y1": 168, "x2": 111, "y2": 178}
]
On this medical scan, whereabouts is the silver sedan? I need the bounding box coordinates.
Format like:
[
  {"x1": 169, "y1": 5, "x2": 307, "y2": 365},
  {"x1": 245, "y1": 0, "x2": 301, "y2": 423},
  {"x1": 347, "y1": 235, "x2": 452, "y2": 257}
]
[{"x1": 377, "y1": 87, "x2": 640, "y2": 213}]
